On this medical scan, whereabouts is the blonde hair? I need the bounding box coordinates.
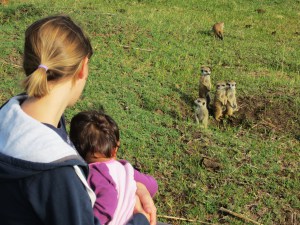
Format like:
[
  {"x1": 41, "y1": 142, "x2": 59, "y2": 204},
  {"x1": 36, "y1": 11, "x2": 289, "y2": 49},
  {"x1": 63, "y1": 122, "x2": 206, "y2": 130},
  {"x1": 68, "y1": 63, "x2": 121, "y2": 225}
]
[{"x1": 22, "y1": 15, "x2": 93, "y2": 97}]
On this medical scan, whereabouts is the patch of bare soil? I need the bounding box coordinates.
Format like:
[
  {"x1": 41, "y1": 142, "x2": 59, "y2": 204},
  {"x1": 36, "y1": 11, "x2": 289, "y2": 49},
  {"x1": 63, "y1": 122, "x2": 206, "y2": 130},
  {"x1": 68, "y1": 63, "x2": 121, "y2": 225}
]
[{"x1": 226, "y1": 95, "x2": 300, "y2": 138}]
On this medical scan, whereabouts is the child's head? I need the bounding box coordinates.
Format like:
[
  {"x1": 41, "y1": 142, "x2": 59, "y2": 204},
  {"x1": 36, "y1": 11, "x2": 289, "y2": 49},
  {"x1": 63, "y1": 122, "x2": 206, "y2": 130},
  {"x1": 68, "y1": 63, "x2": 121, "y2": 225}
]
[
  {"x1": 70, "y1": 110, "x2": 120, "y2": 162},
  {"x1": 22, "y1": 15, "x2": 93, "y2": 98}
]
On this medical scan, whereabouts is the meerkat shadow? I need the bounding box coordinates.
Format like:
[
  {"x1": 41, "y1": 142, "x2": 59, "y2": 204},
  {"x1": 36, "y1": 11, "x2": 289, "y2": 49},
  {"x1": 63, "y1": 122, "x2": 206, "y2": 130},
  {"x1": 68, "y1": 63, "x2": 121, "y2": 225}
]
[
  {"x1": 208, "y1": 105, "x2": 214, "y2": 116},
  {"x1": 205, "y1": 94, "x2": 214, "y2": 115},
  {"x1": 170, "y1": 85, "x2": 195, "y2": 108},
  {"x1": 197, "y1": 30, "x2": 213, "y2": 36},
  {"x1": 198, "y1": 29, "x2": 224, "y2": 40}
]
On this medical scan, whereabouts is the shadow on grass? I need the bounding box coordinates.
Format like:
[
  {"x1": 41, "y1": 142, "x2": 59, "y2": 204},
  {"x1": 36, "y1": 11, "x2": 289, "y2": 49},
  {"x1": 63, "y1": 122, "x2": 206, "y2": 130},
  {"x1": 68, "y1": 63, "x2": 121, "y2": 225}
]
[{"x1": 168, "y1": 85, "x2": 195, "y2": 121}]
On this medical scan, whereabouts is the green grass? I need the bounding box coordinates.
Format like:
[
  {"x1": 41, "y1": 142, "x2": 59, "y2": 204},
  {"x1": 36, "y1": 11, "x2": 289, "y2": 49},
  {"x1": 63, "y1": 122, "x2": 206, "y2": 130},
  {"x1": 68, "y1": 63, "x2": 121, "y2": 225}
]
[{"x1": 1, "y1": 0, "x2": 299, "y2": 224}]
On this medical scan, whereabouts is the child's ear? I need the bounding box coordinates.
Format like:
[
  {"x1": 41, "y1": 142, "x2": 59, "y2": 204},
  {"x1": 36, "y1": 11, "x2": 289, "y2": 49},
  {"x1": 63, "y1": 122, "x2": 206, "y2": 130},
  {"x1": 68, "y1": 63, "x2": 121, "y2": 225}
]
[
  {"x1": 112, "y1": 141, "x2": 120, "y2": 159},
  {"x1": 112, "y1": 147, "x2": 118, "y2": 159}
]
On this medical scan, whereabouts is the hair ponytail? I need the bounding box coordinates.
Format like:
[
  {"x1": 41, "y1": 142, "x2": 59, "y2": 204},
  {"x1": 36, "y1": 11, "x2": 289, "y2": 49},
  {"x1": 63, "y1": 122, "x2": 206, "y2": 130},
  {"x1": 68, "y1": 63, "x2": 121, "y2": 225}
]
[
  {"x1": 22, "y1": 15, "x2": 93, "y2": 98},
  {"x1": 22, "y1": 67, "x2": 49, "y2": 97}
]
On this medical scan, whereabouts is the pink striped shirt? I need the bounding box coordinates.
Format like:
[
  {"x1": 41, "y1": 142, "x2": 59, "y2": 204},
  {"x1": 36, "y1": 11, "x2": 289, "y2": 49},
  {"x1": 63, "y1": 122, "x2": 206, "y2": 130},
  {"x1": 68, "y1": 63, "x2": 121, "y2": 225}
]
[{"x1": 88, "y1": 160, "x2": 158, "y2": 225}]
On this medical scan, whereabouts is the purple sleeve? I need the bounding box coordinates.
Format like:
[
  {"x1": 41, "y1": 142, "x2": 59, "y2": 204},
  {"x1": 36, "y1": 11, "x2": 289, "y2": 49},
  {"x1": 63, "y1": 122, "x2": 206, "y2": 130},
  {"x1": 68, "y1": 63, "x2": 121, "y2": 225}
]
[
  {"x1": 118, "y1": 159, "x2": 158, "y2": 197},
  {"x1": 88, "y1": 164, "x2": 118, "y2": 225},
  {"x1": 133, "y1": 169, "x2": 158, "y2": 197}
]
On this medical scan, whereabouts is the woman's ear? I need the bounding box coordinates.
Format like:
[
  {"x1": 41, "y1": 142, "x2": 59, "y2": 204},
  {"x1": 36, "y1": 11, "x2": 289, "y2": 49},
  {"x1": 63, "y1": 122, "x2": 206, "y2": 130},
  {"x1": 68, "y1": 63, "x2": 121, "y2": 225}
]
[{"x1": 77, "y1": 57, "x2": 89, "y2": 80}]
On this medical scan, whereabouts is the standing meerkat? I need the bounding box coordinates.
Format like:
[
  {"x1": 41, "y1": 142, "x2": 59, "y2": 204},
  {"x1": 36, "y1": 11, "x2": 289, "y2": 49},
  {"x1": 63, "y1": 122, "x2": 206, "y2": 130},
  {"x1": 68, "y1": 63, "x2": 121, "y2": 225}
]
[
  {"x1": 199, "y1": 66, "x2": 212, "y2": 108},
  {"x1": 212, "y1": 22, "x2": 224, "y2": 40},
  {"x1": 0, "y1": 0, "x2": 9, "y2": 5},
  {"x1": 213, "y1": 81, "x2": 227, "y2": 121},
  {"x1": 225, "y1": 80, "x2": 238, "y2": 116},
  {"x1": 194, "y1": 98, "x2": 209, "y2": 128}
]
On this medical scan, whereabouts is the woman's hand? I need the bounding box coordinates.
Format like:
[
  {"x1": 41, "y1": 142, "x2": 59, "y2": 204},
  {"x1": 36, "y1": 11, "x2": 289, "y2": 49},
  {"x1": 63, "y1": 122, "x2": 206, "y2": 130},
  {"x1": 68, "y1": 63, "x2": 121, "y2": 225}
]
[
  {"x1": 135, "y1": 182, "x2": 157, "y2": 225},
  {"x1": 134, "y1": 195, "x2": 150, "y2": 222}
]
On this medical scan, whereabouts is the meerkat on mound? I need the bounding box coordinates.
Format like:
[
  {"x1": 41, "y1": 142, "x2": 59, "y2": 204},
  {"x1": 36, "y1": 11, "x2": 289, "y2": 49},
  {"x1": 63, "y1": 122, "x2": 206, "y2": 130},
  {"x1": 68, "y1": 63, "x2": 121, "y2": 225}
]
[
  {"x1": 212, "y1": 22, "x2": 224, "y2": 40},
  {"x1": 194, "y1": 98, "x2": 209, "y2": 128},
  {"x1": 213, "y1": 81, "x2": 227, "y2": 121},
  {"x1": 225, "y1": 80, "x2": 238, "y2": 116},
  {"x1": 199, "y1": 66, "x2": 212, "y2": 108}
]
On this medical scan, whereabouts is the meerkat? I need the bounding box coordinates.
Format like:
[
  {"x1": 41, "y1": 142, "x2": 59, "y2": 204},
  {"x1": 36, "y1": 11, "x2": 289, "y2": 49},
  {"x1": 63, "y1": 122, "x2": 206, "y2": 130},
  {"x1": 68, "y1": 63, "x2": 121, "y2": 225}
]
[
  {"x1": 225, "y1": 80, "x2": 238, "y2": 116},
  {"x1": 0, "y1": 0, "x2": 8, "y2": 5},
  {"x1": 199, "y1": 66, "x2": 212, "y2": 108},
  {"x1": 213, "y1": 81, "x2": 227, "y2": 121},
  {"x1": 212, "y1": 22, "x2": 224, "y2": 40},
  {"x1": 194, "y1": 98, "x2": 209, "y2": 128}
]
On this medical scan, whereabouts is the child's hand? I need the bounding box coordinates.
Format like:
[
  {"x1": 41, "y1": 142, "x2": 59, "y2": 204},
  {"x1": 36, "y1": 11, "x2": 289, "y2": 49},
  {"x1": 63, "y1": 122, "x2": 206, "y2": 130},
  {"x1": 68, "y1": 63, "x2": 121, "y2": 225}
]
[{"x1": 134, "y1": 195, "x2": 150, "y2": 222}]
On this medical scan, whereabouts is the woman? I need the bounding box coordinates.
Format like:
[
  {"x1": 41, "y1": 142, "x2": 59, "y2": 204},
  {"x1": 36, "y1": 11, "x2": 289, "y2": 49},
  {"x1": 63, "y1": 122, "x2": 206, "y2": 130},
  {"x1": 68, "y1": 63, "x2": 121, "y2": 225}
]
[{"x1": 0, "y1": 15, "x2": 156, "y2": 225}]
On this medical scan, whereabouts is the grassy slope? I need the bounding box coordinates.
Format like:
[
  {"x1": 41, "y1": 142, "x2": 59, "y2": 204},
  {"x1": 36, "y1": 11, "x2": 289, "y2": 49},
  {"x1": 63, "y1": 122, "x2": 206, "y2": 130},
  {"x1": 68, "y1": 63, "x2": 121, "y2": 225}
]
[{"x1": 0, "y1": 0, "x2": 299, "y2": 224}]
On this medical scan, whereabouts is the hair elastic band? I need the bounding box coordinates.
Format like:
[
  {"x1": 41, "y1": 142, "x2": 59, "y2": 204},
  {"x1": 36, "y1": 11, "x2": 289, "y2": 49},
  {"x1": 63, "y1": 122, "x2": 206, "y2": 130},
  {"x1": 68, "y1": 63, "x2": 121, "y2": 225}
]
[{"x1": 38, "y1": 64, "x2": 48, "y2": 71}]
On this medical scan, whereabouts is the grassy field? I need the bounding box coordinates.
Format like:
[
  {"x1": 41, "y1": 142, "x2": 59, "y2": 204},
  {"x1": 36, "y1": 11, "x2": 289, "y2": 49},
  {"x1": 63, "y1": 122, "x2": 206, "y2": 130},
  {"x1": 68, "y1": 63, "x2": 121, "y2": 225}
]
[{"x1": 0, "y1": 0, "x2": 299, "y2": 224}]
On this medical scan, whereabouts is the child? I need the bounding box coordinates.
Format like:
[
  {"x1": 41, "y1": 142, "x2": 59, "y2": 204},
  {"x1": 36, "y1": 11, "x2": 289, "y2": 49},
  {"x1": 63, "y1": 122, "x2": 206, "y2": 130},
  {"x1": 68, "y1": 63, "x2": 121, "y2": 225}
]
[
  {"x1": 70, "y1": 110, "x2": 158, "y2": 225},
  {"x1": 0, "y1": 15, "x2": 155, "y2": 225}
]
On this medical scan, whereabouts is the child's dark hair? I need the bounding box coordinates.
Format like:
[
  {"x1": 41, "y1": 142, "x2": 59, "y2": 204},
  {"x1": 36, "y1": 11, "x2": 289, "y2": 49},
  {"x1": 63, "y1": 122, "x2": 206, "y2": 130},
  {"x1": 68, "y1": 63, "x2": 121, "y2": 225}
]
[{"x1": 70, "y1": 110, "x2": 120, "y2": 159}]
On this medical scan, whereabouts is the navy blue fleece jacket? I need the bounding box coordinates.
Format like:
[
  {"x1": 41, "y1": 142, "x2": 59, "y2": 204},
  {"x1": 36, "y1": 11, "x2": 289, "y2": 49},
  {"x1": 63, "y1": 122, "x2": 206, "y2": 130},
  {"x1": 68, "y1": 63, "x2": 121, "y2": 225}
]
[{"x1": 0, "y1": 95, "x2": 149, "y2": 225}]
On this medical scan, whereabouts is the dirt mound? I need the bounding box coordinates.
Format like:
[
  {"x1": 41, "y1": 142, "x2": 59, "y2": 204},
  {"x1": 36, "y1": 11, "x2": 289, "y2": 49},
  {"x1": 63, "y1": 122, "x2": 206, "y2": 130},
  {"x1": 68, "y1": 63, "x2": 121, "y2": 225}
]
[{"x1": 227, "y1": 95, "x2": 299, "y2": 137}]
